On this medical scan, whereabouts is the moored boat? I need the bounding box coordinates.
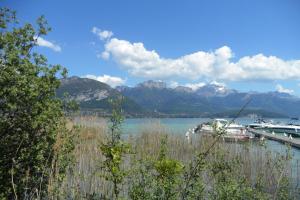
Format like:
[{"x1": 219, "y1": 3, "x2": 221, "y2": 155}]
[
  {"x1": 247, "y1": 118, "x2": 273, "y2": 129},
  {"x1": 248, "y1": 118, "x2": 300, "y2": 138},
  {"x1": 263, "y1": 124, "x2": 300, "y2": 137},
  {"x1": 195, "y1": 119, "x2": 252, "y2": 140}
]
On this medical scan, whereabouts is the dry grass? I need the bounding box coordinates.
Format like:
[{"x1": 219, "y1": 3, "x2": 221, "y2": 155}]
[{"x1": 54, "y1": 117, "x2": 299, "y2": 198}]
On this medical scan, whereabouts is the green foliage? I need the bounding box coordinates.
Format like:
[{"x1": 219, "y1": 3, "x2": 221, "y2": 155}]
[
  {"x1": 129, "y1": 158, "x2": 155, "y2": 200},
  {"x1": 155, "y1": 154, "x2": 183, "y2": 180},
  {"x1": 153, "y1": 136, "x2": 183, "y2": 199},
  {"x1": 208, "y1": 150, "x2": 269, "y2": 200},
  {"x1": 99, "y1": 97, "x2": 131, "y2": 199},
  {"x1": 48, "y1": 120, "x2": 78, "y2": 198},
  {"x1": 62, "y1": 92, "x2": 80, "y2": 116},
  {"x1": 0, "y1": 6, "x2": 296, "y2": 200},
  {"x1": 128, "y1": 121, "x2": 294, "y2": 200},
  {"x1": 0, "y1": 8, "x2": 76, "y2": 199},
  {"x1": 180, "y1": 153, "x2": 206, "y2": 200},
  {"x1": 57, "y1": 118, "x2": 296, "y2": 199},
  {"x1": 129, "y1": 136, "x2": 184, "y2": 200}
]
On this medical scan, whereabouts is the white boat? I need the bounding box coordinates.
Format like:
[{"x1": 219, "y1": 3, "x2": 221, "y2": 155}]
[
  {"x1": 247, "y1": 118, "x2": 273, "y2": 129},
  {"x1": 197, "y1": 119, "x2": 251, "y2": 140},
  {"x1": 248, "y1": 118, "x2": 300, "y2": 137},
  {"x1": 263, "y1": 124, "x2": 300, "y2": 137}
]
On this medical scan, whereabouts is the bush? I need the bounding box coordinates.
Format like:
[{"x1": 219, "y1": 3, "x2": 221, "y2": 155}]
[{"x1": 0, "y1": 8, "x2": 76, "y2": 199}]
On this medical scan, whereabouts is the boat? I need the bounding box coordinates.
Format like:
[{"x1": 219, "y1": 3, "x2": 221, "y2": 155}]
[
  {"x1": 262, "y1": 124, "x2": 300, "y2": 137},
  {"x1": 247, "y1": 118, "x2": 273, "y2": 129},
  {"x1": 248, "y1": 118, "x2": 300, "y2": 138},
  {"x1": 196, "y1": 119, "x2": 252, "y2": 140}
]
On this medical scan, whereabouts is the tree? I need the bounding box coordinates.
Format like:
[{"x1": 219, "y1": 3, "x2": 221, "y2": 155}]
[
  {"x1": 0, "y1": 8, "x2": 74, "y2": 199},
  {"x1": 99, "y1": 97, "x2": 131, "y2": 199}
]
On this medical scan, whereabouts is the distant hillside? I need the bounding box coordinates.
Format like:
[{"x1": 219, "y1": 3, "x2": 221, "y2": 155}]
[
  {"x1": 117, "y1": 80, "x2": 300, "y2": 118},
  {"x1": 57, "y1": 77, "x2": 300, "y2": 118},
  {"x1": 209, "y1": 92, "x2": 300, "y2": 117},
  {"x1": 56, "y1": 77, "x2": 146, "y2": 116},
  {"x1": 117, "y1": 84, "x2": 220, "y2": 116}
]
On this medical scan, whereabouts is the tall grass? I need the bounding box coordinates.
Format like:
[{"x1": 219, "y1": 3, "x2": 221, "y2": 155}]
[{"x1": 51, "y1": 117, "x2": 299, "y2": 199}]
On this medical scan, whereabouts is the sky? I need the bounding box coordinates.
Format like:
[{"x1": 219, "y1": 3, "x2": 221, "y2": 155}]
[{"x1": 3, "y1": 0, "x2": 300, "y2": 95}]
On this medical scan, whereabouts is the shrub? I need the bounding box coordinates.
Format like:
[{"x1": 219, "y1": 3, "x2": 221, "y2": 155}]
[{"x1": 0, "y1": 8, "x2": 76, "y2": 199}]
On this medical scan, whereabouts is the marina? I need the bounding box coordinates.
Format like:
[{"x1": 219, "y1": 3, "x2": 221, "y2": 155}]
[
  {"x1": 248, "y1": 118, "x2": 300, "y2": 137},
  {"x1": 248, "y1": 128, "x2": 300, "y2": 149}
]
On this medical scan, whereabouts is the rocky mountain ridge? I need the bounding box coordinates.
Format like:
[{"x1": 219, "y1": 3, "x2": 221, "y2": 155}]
[{"x1": 57, "y1": 77, "x2": 300, "y2": 117}]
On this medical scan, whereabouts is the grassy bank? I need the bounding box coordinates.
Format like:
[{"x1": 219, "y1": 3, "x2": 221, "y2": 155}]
[{"x1": 46, "y1": 116, "x2": 300, "y2": 199}]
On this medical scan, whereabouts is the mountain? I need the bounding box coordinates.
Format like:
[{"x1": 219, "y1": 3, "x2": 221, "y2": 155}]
[
  {"x1": 208, "y1": 91, "x2": 300, "y2": 117},
  {"x1": 137, "y1": 80, "x2": 166, "y2": 89},
  {"x1": 56, "y1": 76, "x2": 145, "y2": 116},
  {"x1": 117, "y1": 81, "x2": 221, "y2": 116},
  {"x1": 117, "y1": 80, "x2": 300, "y2": 118},
  {"x1": 195, "y1": 84, "x2": 236, "y2": 97},
  {"x1": 174, "y1": 86, "x2": 193, "y2": 93},
  {"x1": 57, "y1": 78, "x2": 300, "y2": 118}
]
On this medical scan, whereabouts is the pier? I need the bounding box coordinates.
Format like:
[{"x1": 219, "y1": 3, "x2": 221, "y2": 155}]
[{"x1": 248, "y1": 128, "x2": 300, "y2": 149}]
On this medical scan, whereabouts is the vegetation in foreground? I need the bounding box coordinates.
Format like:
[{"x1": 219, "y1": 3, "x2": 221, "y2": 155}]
[
  {"x1": 0, "y1": 8, "x2": 77, "y2": 199},
  {"x1": 1, "y1": 7, "x2": 299, "y2": 200},
  {"x1": 52, "y1": 115, "x2": 298, "y2": 200}
]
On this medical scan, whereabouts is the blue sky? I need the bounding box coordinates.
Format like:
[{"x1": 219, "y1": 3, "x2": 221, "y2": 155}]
[{"x1": 4, "y1": 0, "x2": 300, "y2": 95}]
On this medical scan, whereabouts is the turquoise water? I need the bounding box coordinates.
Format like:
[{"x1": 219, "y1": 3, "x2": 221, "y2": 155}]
[
  {"x1": 122, "y1": 118, "x2": 209, "y2": 135},
  {"x1": 122, "y1": 117, "x2": 292, "y2": 135},
  {"x1": 123, "y1": 118, "x2": 300, "y2": 154},
  {"x1": 74, "y1": 117, "x2": 300, "y2": 184},
  {"x1": 122, "y1": 117, "x2": 300, "y2": 185},
  {"x1": 122, "y1": 117, "x2": 300, "y2": 154},
  {"x1": 122, "y1": 118, "x2": 300, "y2": 164}
]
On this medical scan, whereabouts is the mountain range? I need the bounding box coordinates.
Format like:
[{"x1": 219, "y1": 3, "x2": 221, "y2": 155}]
[{"x1": 56, "y1": 77, "x2": 300, "y2": 118}]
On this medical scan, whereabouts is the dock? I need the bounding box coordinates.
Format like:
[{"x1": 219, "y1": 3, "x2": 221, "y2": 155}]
[{"x1": 248, "y1": 128, "x2": 300, "y2": 149}]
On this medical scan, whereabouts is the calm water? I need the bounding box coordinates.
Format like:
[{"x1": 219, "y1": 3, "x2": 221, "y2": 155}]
[
  {"x1": 74, "y1": 117, "x2": 300, "y2": 181},
  {"x1": 75, "y1": 116, "x2": 299, "y2": 158},
  {"x1": 122, "y1": 117, "x2": 292, "y2": 135},
  {"x1": 121, "y1": 117, "x2": 300, "y2": 185},
  {"x1": 123, "y1": 118, "x2": 300, "y2": 154}
]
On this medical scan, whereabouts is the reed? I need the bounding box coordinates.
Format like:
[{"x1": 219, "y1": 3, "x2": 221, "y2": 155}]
[{"x1": 50, "y1": 117, "x2": 299, "y2": 199}]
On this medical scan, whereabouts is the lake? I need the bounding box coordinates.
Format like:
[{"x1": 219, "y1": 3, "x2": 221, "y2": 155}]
[
  {"x1": 122, "y1": 117, "x2": 300, "y2": 153},
  {"x1": 75, "y1": 116, "x2": 300, "y2": 156},
  {"x1": 74, "y1": 116, "x2": 300, "y2": 184},
  {"x1": 122, "y1": 117, "x2": 292, "y2": 135},
  {"x1": 121, "y1": 117, "x2": 300, "y2": 185}
]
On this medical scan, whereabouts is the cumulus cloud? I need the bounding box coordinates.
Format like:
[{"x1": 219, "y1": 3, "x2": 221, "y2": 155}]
[
  {"x1": 276, "y1": 84, "x2": 294, "y2": 94},
  {"x1": 84, "y1": 74, "x2": 126, "y2": 88},
  {"x1": 34, "y1": 36, "x2": 61, "y2": 52},
  {"x1": 184, "y1": 82, "x2": 206, "y2": 91},
  {"x1": 92, "y1": 27, "x2": 113, "y2": 40},
  {"x1": 97, "y1": 32, "x2": 300, "y2": 82}
]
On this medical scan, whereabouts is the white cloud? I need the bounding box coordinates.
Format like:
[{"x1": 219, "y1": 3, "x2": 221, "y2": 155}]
[
  {"x1": 184, "y1": 82, "x2": 206, "y2": 91},
  {"x1": 101, "y1": 51, "x2": 110, "y2": 60},
  {"x1": 168, "y1": 81, "x2": 179, "y2": 88},
  {"x1": 276, "y1": 84, "x2": 294, "y2": 94},
  {"x1": 84, "y1": 74, "x2": 126, "y2": 88},
  {"x1": 98, "y1": 33, "x2": 300, "y2": 82},
  {"x1": 210, "y1": 81, "x2": 226, "y2": 87},
  {"x1": 34, "y1": 36, "x2": 61, "y2": 52},
  {"x1": 96, "y1": 52, "x2": 110, "y2": 59},
  {"x1": 92, "y1": 27, "x2": 113, "y2": 40}
]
